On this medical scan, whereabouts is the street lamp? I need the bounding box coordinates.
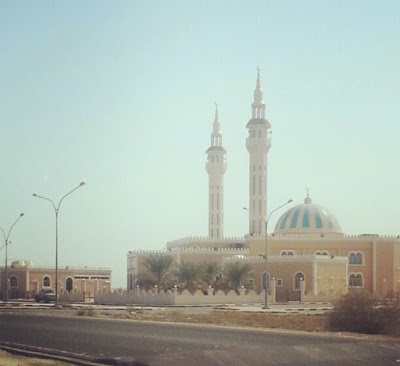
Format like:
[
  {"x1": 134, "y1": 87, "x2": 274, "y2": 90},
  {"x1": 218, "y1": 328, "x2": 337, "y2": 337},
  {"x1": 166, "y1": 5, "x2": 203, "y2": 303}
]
[
  {"x1": 33, "y1": 182, "x2": 85, "y2": 307},
  {"x1": 263, "y1": 199, "x2": 292, "y2": 309},
  {"x1": 1, "y1": 213, "x2": 24, "y2": 302}
]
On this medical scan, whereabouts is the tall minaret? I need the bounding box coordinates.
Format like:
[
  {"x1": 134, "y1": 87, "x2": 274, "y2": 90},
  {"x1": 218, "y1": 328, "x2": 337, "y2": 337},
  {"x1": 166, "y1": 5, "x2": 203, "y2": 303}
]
[
  {"x1": 246, "y1": 68, "x2": 271, "y2": 236},
  {"x1": 206, "y1": 104, "x2": 227, "y2": 239}
]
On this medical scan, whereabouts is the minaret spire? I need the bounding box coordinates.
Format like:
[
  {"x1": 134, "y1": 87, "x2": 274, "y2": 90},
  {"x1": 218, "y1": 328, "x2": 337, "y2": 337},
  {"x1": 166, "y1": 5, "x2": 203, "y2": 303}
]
[
  {"x1": 212, "y1": 103, "x2": 221, "y2": 140},
  {"x1": 246, "y1": 68, "x2": 271, "y2": 236},
  {"x1": 206, "y1": 104, "x2": 227, "y2": 240}
]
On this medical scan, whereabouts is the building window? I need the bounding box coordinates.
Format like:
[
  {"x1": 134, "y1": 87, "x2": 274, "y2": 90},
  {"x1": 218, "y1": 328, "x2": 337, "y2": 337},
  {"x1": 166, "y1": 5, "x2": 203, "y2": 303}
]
[
  {"x1": 276, "y1": 278, "x2": 283, "y2": 287},
  {"x1": 10, "y1": 276, "x2": 18, "y2": 288},
  {"x1": 294, "y1": 272, "x2": 304, "y2": 290},
  {"x1": 314, "y1": 208, "x2": 323, "y2": 228},
  {"x1": 43, "y1": 276, "x2": 51, "y2": 287},
  {"x1": 349, "y1": 273, "x2": 363, "y2": 287},
  {"x1": 349, "y1": 252, "x2": 363, "y2": 265},
  {"x1": 290, "y1": 208, "x2": 300, "y2": 228},
  {"x1": 281, "y1": 250, "x2": 295, "y2": 256},
  {"x1": 302, "y1": 207, "x2": 310, "y2": 228},
  {"x1": 315, "y1": 251, "x2": 329, "y2": 256},
  {"x1": 66, "y1": 278, "x2": 73, "y2": 292}
]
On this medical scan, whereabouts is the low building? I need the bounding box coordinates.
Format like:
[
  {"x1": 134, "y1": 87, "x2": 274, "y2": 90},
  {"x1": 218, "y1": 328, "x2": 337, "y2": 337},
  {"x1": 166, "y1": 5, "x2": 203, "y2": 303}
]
[{"x1": 0, "y1": 260, "x2": 112, "y2": 301}]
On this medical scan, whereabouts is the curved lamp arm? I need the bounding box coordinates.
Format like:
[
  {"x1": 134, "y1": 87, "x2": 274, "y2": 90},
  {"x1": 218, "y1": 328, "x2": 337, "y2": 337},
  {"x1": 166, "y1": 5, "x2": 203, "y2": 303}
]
[{"x1": 0, "y1": 213, "x2": 24, "y2": 242}]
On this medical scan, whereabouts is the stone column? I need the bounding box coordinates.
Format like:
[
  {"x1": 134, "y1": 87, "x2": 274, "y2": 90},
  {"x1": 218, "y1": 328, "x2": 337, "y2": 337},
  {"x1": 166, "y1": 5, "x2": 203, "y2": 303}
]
[
  {"x1": 270, "y1": 278, "x2": 276, "y2": 304},
  {"x1": 300, "y1": 278, "x2": 305, "y2": 303},
  {"x1": 382, "y1": 279, "x2": 387, "y2": 299}
]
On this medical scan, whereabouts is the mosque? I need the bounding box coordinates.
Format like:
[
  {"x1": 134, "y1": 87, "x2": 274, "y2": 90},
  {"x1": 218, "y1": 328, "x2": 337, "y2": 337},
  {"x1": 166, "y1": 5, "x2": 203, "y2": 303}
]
[{"x1": 127, "y1": 71, "x2": 400, "y2": 303}]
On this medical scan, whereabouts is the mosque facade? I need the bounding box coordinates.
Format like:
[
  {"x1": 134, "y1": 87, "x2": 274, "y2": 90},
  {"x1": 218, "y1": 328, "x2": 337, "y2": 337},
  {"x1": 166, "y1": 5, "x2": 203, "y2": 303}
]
[{"x1": 127, "y1": 71, "x2": 400, "y2": 302}]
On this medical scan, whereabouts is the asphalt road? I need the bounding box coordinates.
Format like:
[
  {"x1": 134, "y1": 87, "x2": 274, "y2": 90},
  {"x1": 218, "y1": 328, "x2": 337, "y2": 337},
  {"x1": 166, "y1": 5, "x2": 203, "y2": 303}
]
[{"x1": 0, "y1": 312, "x2": 399, "y2": 366}]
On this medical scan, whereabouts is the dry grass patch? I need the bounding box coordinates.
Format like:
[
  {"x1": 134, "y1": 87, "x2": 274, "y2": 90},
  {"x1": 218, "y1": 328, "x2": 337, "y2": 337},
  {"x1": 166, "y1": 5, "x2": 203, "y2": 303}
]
[{"x1": 99, "y1": 308, "x2": 329, "y2": 332}]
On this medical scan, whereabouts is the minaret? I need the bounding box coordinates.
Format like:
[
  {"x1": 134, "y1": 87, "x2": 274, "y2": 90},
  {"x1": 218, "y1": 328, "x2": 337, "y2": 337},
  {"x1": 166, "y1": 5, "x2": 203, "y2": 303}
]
[
  {"x1": 246, "y1": 68, "x2": 271, "y2": 236},
  {"x1": 206, "y1": 104, "x2": 227, "y2": 239}
]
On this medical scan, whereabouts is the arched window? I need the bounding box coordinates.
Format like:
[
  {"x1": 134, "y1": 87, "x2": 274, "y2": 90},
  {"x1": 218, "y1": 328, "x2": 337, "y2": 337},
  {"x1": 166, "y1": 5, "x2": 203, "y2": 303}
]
[
  {"x1": 257, "y1": 252, "x2": 265, "y2": 258},
  {"x1": 10, "y1": 276, "x2": 18, "y2": 288},
  {"x1": 315, "y1": 251, "x2": 329, "y2": 256},
  {"x1": 43, "y1": 276, "x2": 51, "y2": 287},
  {"x1": 349, "y1": 252, "x2": 363, "y2": 265},
  {"x1": 294, "y1": 272, "x2": 305, "y2": 290},
  {"x1": 281, "y1": 250, "x2": 295, "y2": 257},
  {"x1": 65, "y1": 278, "x2": 73, "y2": 292},
  {"x1": 262, "y1": 272, "x2": 270, "y2": 290},
  {"x1": 349, "y1": 273, "x2": 363, "y2": 287}
]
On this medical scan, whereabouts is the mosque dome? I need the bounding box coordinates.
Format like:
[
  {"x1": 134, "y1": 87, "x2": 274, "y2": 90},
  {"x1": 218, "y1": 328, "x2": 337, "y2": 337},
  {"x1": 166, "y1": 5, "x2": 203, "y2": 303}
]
[{"x1": 274, "y1": 193, "x2": 343, "y2": 236}]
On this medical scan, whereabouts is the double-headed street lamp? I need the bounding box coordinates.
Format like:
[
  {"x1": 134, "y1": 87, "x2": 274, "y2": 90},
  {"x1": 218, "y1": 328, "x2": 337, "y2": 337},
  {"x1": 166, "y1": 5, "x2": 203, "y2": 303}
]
[
  {"x1": 263, "y1": 199, "x2": 292, "y2": 309},
  {"x1": 33, "y1": 182, "x2": 85, "y2": 307},
  {"x1": 1, "y1": 213, "x2": 24, "y2": 302}
]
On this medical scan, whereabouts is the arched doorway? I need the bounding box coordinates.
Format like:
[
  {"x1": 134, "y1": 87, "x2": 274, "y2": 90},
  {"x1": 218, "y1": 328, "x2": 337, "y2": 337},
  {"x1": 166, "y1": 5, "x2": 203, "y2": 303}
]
[
  {"x1": 262, "y1": 272, "x2": 270, "y2": 291},
  {"x1": 66, "y1": 278, "x2": 73, "y2": 292}
]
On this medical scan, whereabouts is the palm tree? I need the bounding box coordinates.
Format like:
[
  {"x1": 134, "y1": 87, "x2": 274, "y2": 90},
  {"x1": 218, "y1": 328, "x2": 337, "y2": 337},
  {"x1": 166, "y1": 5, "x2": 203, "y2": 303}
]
[
  {"x1": 223, "y1": 261, "x2": 252, "y2": 292},
  {"x1": 175, "y1": 261, "x2": 201, "y2": 293},
  {"x1": 200, "y1": 261, "x2": 221, "y2": 288},
  {"x1": 143, "y1": 254, "x2": 174, "y2": 288},
  {"x1": 136, "y1": 272, "x2": 156, "y2": 290}
]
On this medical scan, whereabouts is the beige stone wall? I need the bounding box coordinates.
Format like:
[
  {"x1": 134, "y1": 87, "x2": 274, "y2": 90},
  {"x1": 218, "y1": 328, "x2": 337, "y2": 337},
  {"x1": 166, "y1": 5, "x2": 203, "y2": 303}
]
[
  {"x1": 315, "y1": 259, "x2": 347, "y2": 297},
  {"x1": 246, "y1": 258, "x2": 313, "y2": 295},
  {"x1": 247, "y1": 236, "x2": 399, "y2": 298},
  {"x1": 0, "y1": 266, "x2": 111, "y2": 300},
  {"x1": 374, "y1": 240, "x2": 397, "y2": 297}
]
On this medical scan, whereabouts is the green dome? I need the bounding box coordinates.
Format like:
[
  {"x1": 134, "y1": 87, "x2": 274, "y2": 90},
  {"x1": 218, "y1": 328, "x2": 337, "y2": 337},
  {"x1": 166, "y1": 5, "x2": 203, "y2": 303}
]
[{"x1": 274, "y1": 195, "x2": 343, "y2": 236}]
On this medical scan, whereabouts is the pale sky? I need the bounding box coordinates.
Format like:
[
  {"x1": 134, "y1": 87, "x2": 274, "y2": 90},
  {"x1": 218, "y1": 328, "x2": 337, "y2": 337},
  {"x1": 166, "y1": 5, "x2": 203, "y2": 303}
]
[{"x1": 1, "y1": 1, "x2": 399, "y2": 288}]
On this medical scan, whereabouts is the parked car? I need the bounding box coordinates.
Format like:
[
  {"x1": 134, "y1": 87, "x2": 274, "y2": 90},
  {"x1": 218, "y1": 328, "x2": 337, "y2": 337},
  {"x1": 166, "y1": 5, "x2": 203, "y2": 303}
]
[{"x1": 34, "y1": 288, "x2": 57, "y2": 303}]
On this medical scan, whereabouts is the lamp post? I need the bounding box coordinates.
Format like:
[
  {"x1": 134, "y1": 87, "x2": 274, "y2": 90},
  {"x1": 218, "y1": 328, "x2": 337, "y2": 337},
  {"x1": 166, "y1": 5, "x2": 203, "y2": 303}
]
[
  {"x1": 263, "y1": 199, "x2": 292, "y2": 309},
  {"x1": 33, "y1": 182, "x2": 85, "y2": 307},
  {"x1": 1, "y1": 213, "x2": 24, "y2": 302}
]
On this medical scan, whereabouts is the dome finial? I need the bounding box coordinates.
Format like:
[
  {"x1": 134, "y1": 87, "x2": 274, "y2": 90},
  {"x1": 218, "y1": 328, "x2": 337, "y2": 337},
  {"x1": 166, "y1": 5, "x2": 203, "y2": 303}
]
[{"x1": 304, "y1": 187, "x2": 312, "y2": 204}]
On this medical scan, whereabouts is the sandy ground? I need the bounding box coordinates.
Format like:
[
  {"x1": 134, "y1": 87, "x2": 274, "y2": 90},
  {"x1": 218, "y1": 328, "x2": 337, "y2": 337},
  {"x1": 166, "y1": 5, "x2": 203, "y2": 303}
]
[{"x1": 0, "y1": 349, "x2": 72, "y2": 366}]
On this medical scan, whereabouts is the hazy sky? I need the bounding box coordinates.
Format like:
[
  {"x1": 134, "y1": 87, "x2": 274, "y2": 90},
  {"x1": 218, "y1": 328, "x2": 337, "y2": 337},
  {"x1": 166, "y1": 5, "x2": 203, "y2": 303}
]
[{"x1": 1, "y1": 1, "x2": 399, "y2": 287}]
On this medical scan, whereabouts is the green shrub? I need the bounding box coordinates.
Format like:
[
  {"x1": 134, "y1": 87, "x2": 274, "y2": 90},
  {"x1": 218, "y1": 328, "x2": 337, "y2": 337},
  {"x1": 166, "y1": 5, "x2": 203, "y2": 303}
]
[{"x1": 330, "y1": 291, "x2": 400, "y2": 336}]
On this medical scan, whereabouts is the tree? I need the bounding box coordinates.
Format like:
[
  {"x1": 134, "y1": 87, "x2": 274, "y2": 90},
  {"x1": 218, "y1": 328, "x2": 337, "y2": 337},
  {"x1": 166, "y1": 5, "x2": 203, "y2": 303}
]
[
  {"x1": 223, "y1": 261, "x2": 253, "y2": 292},
  {"x1": 199, "y1": 261, "x2": 221, "y2": 288},
  {"x1": 135, "y1": 272, "x2": 156, "y2": 290},
  {"x1": 143, "y1": 254, "x2": 174, "y2": 289},
  {"x1": 175, "y1": 262, "x2": 201, "y2": 293}
]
